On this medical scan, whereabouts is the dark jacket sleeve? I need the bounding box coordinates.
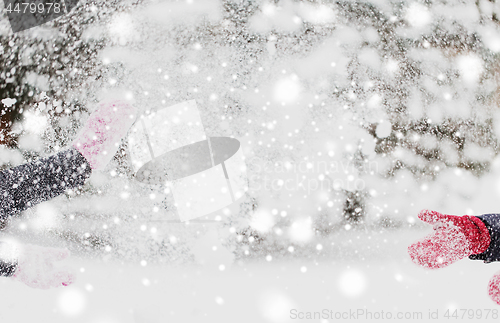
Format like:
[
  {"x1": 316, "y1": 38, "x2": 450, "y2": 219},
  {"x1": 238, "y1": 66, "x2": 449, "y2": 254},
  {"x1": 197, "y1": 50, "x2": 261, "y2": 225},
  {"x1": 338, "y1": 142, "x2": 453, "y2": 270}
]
[
  {"x1": 469, "y1": 214, "x2": 500, "y2": 263},
  {"x1": 0, "y1": 242, "x2": 17, "y2": 277},
  {"x1": 0, "y1": 148, "x2": 91, "y2": 221},
  {"x1": 0, "y1": 258, "x2": 17, "y2": 277},
  {"x1": 0, "y1": 148, "x2": 91, "y2": 277}
]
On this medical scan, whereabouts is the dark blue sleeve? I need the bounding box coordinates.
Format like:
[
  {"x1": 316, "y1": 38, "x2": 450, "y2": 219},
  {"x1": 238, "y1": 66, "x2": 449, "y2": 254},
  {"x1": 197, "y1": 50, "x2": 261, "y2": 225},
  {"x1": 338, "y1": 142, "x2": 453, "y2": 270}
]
[
  {"x1": 469, "y1": 214, "x2": 500, "y2": 263},
  {"x1": 0, "y1": 241, "x2": 17, "y2": 277},
  {"x1": 0, "y1": 148, "x2": 91, "y2": 277},
  {"x1": 0, "y1": 148, "x2": 91, "y2": 220},
  {"x1": 0, "y1": 260, "x2": 17, "y2": 277}
]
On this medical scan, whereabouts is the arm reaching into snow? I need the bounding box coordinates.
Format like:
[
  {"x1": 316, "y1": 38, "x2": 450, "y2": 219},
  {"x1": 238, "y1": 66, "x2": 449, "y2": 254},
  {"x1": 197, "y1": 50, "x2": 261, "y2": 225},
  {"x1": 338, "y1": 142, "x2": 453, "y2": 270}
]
[
  {"x1": 0, "y1": 100, "x2": 137, "y2": 221},
  {"x1": 0, "y1": 100, "x2": 136, "y2": 285}
]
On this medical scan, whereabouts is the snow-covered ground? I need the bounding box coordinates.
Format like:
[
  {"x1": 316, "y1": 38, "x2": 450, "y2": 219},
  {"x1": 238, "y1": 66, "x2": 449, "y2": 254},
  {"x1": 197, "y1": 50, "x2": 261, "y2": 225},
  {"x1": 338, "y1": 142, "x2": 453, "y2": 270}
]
[{"x1": 1, "y1": 228, "x2": 498, "y2": 323}]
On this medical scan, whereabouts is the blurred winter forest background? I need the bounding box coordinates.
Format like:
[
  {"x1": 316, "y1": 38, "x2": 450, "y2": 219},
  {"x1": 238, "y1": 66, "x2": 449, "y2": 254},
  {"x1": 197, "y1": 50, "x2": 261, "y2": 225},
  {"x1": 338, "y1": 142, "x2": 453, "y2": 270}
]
[{"x1": 2, "y1": 0, "x2": 500, "y2": 264}]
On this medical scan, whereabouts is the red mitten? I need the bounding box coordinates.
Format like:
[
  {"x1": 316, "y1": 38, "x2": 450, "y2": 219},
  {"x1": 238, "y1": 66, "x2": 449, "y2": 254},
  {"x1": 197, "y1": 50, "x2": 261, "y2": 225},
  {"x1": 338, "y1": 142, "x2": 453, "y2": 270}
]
[{"x1": 408, "y1": 210, "x2": 490, "y2": 269}]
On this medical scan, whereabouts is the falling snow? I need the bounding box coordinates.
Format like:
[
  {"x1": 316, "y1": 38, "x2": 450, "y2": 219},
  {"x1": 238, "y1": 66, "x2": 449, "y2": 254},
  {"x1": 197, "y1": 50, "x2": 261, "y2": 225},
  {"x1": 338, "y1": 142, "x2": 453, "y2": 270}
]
[{"x1": 2, "y1": 0, "x2": 500, "y2": 321}]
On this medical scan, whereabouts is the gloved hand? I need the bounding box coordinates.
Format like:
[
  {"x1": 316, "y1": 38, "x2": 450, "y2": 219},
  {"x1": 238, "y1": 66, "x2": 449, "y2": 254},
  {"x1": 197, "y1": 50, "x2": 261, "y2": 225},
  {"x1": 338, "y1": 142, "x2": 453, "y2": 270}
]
[
  {"x1": 408, "y1": 209, "x2": 490, "y2": 269},
  {"x1": 489, "y1": 272, "x2": 500, "y2": 305},
  {"x1": 10, "y1": 243, "x2": 75, "y2": 289},
  {"x1": 73, "y1": 99, "x2": 137, "y2": 170}
]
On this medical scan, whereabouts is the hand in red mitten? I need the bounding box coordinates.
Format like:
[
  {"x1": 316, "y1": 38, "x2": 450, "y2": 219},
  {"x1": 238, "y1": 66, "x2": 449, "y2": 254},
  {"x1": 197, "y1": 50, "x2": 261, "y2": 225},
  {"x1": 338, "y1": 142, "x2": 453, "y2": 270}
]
[{"x1": 408, "y1": 210, "x2": 490, "y2": 269}]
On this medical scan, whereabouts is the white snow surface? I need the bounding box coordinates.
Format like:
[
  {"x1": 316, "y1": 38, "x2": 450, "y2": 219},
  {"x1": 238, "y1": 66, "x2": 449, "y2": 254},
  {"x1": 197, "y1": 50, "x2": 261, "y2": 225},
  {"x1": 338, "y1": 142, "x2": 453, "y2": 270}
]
[{"x1": 0, "y1": 229, "x2": 498, "y2": 322}]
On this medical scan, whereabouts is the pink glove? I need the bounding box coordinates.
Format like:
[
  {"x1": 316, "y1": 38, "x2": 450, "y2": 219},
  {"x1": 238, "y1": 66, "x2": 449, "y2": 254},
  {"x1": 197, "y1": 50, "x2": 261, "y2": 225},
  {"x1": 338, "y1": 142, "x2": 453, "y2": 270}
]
[
  {"x1": 73, "y1": 99, "x2": 137, "y2": 170},
  {"x1": 489, "y1": 272, "x2": 500, "y2": 305},
  {"x1": 11, "y1": 244, "x2": 75, "y2": 289},
  {"x1": 408, "y1": 209, "x2": 490, "y2": 269}
]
